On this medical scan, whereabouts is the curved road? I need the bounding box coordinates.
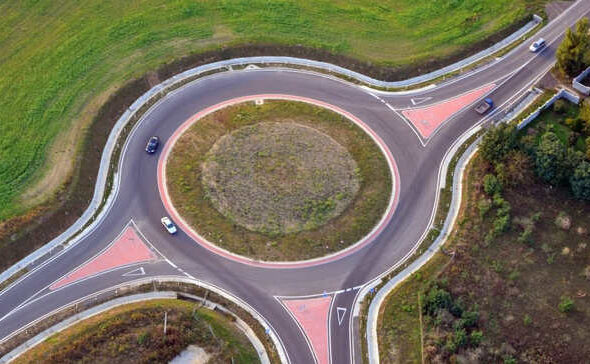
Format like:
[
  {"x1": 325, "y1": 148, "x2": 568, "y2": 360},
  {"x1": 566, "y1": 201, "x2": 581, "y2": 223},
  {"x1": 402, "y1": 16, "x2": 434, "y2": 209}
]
[{"x1": 1, "y1": 2, "x2": 589, "y2": 363}]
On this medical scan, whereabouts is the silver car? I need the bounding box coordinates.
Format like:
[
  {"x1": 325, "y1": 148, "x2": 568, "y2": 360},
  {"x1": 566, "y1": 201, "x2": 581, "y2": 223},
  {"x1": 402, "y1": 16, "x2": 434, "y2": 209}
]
[
  {"x1": 529, "y1": 38, "x2": 546, "y2": 52},
  {"x1": 161, "y1": 216, "x2": 177, "y2": 234}
]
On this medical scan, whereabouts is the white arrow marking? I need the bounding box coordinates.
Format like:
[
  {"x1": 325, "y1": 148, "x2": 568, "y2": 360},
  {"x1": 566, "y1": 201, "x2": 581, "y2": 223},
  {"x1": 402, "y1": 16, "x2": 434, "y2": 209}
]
[
  {"x1": 410, "y1": 97, "x2": 432, "y2": 106},
  {"x1": 123, "y1": 267, "x2": 145, "y2": 277},
  {"x1": 337, "y1": 307, "x2": 347, "y2": 326}
]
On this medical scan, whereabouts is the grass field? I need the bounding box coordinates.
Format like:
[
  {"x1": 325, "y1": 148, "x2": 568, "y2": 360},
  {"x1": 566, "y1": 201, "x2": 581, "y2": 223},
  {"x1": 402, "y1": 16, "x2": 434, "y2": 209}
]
[
  {"x1": 166, "y1": 100, "x2": 391, "y2": 261},
  {"x1": 0, "y1": 0, "x2": 540, "y2": 222},
  {"x1": 14, "y1": 299, "x2": 259, "y2": 363}
]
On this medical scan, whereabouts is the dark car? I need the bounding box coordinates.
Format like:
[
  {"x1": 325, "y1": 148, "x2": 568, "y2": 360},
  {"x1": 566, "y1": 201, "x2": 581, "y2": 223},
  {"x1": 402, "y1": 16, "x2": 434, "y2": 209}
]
[
  {"x1": 475, "y1": 98, "x2": 494, "y2": 115},
  {"x1": 145, "y1": 136, "x2": 159, "y2": 153}
]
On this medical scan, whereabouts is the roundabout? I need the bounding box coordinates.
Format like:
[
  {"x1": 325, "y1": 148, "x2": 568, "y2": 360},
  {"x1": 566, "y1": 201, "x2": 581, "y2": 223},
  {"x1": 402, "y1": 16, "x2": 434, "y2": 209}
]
[
  {"x1": 1, "y1": 4, "x2": 589, "y2": 363},
  {"x1": 159, "y1": 97, "x2": 396, "y2": 265}
]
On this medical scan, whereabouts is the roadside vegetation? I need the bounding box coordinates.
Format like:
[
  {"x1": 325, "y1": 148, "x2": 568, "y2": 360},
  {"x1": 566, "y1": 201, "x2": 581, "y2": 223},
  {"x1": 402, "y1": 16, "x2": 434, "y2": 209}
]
[
  {"x1": 14, "y1": 299, "x2": 259, "y2": 364},
  {"x1": 378, "y1": 94, "x2": 590, "y2": 362},
  {"x1": 166, "y1": 100, "x2": 391, "y2": 261}
]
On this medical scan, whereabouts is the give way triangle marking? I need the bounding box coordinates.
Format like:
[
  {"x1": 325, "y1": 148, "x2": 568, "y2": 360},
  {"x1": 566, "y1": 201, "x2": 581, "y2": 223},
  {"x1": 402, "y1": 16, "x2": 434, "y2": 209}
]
[
  {"x1": 410, "y1": 96, "x2": 432, "y2": 106},
  {"x1": 336, "y1": 307, "x2": 347, "y2": 326},
  {"x1": 123, "y1": 267, "x2": 145, "y2": 277}
]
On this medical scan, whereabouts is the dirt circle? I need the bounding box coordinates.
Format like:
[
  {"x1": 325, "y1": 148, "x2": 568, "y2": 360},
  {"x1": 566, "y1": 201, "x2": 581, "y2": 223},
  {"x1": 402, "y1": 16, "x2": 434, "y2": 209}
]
[
  {"x1": 201, "y1": 122, "x2": 360, "y2": 235},
  {"x1": 165, "y1": 100, "x2": 392, "y2": 261}
]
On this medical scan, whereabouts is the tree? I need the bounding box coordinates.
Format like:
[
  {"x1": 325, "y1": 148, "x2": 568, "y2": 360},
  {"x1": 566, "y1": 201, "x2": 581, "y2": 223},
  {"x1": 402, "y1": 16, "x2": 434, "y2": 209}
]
[
  {"x1": 586, "y1": 136, "x2": 590, "y2": 160},
  {"x1": 504, "y1": 150, "x2": 533, "y2": 186},
  {"x1": 570, "y1": 161, "x2": 590, "y2": 199},
  {"x1": 556, "y1": 17, "x2": 590, "y2": 76},
  {"x1": 480, "y1": 124, "x2": 517, "y2": 162},
  {"x1": 534, "y1": 132, "x2": 568, "y2": 185}
]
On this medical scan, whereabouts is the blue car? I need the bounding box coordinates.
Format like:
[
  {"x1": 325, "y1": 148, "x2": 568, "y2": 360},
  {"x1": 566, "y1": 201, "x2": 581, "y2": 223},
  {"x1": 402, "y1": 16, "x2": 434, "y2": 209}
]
[{"x1": 145, "y1": 136, "x2": 159, "y2": 153}]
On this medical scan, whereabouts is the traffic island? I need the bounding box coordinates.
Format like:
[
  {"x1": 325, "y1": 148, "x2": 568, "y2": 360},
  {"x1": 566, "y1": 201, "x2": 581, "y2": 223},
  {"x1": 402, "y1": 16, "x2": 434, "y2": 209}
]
[{"x1": 163, "y1": 99, "x2": 393, "y2": 262}]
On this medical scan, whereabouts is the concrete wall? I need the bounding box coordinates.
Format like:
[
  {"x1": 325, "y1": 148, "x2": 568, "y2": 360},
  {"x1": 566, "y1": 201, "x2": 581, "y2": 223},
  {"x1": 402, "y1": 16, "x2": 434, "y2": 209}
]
[
  {"x1": 518, "y1": 89, "x2": 580, "y2": 130},
  {"x1": 573, "y1": 66, "x2": 590, "y2": 95}
]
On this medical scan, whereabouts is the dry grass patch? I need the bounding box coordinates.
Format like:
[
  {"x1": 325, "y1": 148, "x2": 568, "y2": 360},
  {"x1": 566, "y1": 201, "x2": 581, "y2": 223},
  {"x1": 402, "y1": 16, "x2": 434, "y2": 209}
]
[
  {"x1": 166, "y1": 100, "x2": 391, "y2": 261},
  {"x1": 202, "y1": 122, "x2": 360, "y2": 235}
]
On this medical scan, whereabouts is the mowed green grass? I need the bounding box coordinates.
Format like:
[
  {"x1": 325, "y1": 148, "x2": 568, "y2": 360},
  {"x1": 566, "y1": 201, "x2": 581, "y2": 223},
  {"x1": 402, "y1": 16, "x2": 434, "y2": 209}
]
[{"x1": 0, "y1": 0, "x2": 534, "y2": 220}]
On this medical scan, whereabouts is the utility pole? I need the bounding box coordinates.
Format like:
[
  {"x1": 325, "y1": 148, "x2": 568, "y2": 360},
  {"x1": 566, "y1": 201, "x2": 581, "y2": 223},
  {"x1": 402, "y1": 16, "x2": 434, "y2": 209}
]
[{"x1": 163, "y1": 311, "x2": 168, "y2": 335}]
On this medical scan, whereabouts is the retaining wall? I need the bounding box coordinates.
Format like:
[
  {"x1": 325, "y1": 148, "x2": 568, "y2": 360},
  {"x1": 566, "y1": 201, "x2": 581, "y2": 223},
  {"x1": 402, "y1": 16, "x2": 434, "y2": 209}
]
[
  {"x1": 517, "y1": 89, "x2": 580, "y2": 130},
  {"x1": 573, "y1": 66, "x2": 590, "y2": 95}
]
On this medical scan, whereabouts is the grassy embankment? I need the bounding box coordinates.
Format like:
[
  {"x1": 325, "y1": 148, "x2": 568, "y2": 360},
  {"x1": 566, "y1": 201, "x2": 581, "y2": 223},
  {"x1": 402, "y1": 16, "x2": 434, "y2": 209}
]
[
  {"x1": 14, "y1": 299, "x2": 259, "y2": 364},
  {"x1": 0, "y1": 0, "x2": 538, "y2": 224},
  {"x1": 167, "y1": 100, "x2": 391, "y2": 261},
  {"x1": 377, "y1": 101, "x2": 590, "y2": 363}
]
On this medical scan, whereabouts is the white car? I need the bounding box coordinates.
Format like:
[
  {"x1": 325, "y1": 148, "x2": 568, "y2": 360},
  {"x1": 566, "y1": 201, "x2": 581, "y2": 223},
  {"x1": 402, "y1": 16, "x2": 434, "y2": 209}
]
[
  {"x1": 529, "y1": 38, "x2": 546, "y2": 52},
  {"x1": 161, "y1": 216, "x2": 177, "y2": 234}
]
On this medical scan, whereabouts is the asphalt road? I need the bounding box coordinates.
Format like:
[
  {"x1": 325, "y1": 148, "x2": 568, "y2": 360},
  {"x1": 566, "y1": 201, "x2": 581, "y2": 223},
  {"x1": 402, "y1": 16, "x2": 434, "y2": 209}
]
[{"x1": 1, "y1": 2, "x2": 589, "y2": 363}]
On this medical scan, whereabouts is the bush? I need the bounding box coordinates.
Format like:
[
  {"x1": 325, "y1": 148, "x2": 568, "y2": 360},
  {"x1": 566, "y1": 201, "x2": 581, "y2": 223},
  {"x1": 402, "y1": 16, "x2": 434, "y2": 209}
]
[
  {"x1": 478, "y1": 198, "x2": 492, "y2": 218},
  {"x1": 454, "y1": 328, "x2": 468, "y2": 349},
  {"x1": 483, "y1": 174, "x2": 502, "y2": 195},
  {"x1": 553, "y1": 99, "x2": 567, "y2": 114},
  {"x1": 470, "y1": 330, "x2": 483, "y2": 346},
  {"x1": 480, "y1": 124, "x2": 517, "y2": 162},
  {"x1": 523, "y1": 314, "x2": 532, "y2": 326},
  {"x1": 570, "y1": 161, "x2": 590, "y2": 199},
  {"x1": 535, "y1": 132, "x2": 569, "y2": 185},
  {"x1": 423, "y1": 285, "x2": 452, "y2": 315},
  {"x1": 565, "y1": 117, "x2": 584, "y2": 132},
  {"x1": 517, "y1": 227, "x2": 533, "y2": 245},
  {"x1": 558, "y1": 296, "x2": 574, "y2": 313},
  {"x1": 493, "y1": 215, "x2": 511, "y2": 234},
  {"x1": 461, "y1": 310, "x2": 479, "y2": 327}
]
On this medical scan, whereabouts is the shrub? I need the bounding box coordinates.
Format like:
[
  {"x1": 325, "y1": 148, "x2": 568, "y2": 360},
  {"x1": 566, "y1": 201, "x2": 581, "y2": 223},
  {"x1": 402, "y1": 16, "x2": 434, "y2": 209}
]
[
  {"x1": 553, "y1": 99, "x2": 567, "y2": 114},
  {"x1": 483, "y1": 174, "x2": 502, "y2": 195},
  {"x1": 423, "y1": 285, "x2": 452, "y2": 315},
  {"x1": 517, "y1": 227, "x2": 533, "y2": 245},
  {"x1": 565, "y1": 117, "x2": 584, "y2": 132},
  {"x1": 570, "y1": 161, "x2": 590, "y2": 200},
  {"x1": 461, "y1": 310, "x2": 479, "y2": 327},
  {"x1": 470, "y1": 330, "x2": 483, "y2": 346},
  {"x1": 535, "y1": 132, "x2": 569, "y2": 185},
  {"x1": 558, "y1": 296, "x2": 574, "y2": 313},
  {"x1": 478, "y1": 198, "x2": 492, "y2": 218},
  {"x1": 454, "y1": 328, "x2": 468, "y2": 349},
  {"x1": 504, "y1": 150, "x2": 533, "y2": 186},
  {"x1": 493, "y1": 215, "x2": 511, "y2": 234},
  {"x1": 480, "y1": 124, "x2": 517, "y2": 162}
]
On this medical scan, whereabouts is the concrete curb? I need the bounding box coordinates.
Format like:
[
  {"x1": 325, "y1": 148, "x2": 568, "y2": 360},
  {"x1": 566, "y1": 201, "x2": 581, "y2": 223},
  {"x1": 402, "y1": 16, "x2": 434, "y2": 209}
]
[
  {"x1": 1, "y1": 276, "x2": 284, "y2": 364},
  {"x1": 0, "y1": 12, "x2": 542, "y2": 290},
  {"x1": 364, "y1": 127, "x2": 482, "y2": 363}
]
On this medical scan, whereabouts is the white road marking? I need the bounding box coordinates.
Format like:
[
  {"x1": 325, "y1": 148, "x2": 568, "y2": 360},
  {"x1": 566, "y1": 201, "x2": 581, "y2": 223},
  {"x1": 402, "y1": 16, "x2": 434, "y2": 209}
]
[
  {"x1": 410, "y1": 96, "x2": 432, "y2": 105},
  {"x1": 336, "y1": 307, "x2": 347, "y2": 326},
  {"x1": 122, "y1": 267, "x2": 145, "y2": 277}
]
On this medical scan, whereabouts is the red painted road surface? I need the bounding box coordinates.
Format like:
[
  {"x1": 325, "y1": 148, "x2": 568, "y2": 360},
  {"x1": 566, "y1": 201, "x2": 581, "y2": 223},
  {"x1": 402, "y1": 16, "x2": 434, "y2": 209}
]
[
  {"x1": 283, "y1": 296, "x2": 332, "y2": 364},
  {"x1": 50, "y1": 226, "x2": 156, "y2": 290},
  {"x1": 158, "y1": 94, "x2": 401, "y2": 269},
  {"x1": 401, "y1": 83, "x2": 496, "y2": 138}
]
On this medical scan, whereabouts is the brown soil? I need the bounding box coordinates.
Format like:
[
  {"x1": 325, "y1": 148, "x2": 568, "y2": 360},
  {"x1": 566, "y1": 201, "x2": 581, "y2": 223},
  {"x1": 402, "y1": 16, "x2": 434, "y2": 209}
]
[{"x1": 201, "y1": 122, "x2": 359, "y2": 235}]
